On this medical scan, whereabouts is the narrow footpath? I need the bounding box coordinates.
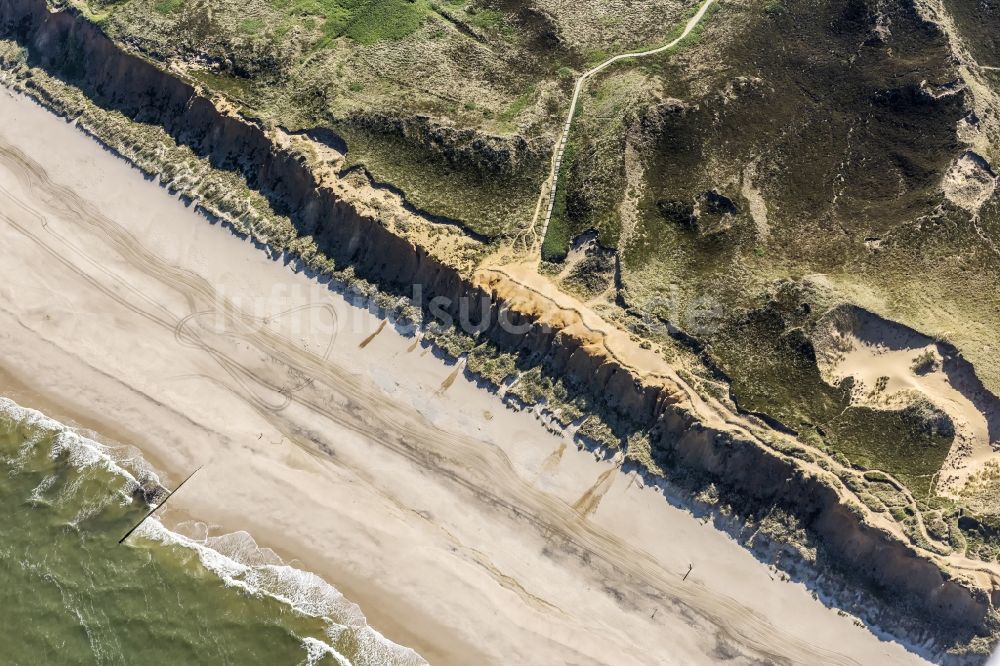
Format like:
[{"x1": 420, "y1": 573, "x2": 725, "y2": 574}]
[{"x1": 532, "y1": 0, "x2": 719, "y2": 257}]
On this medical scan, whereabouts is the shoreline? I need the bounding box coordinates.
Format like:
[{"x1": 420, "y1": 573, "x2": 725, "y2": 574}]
[
  {"x1": 0, "y1": 393, "x2": 427, "y2": 666},
  {"x1": 0, "y1": 366, "x2": 464, "y2": 664},
  {"x1": 0, "y1": 87, "x2": 937, "y2": 664}
]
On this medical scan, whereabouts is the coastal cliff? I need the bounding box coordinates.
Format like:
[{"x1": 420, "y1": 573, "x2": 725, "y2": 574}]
[{"x1": 1, "y1": 0, "x2": 995, "y2": 651}]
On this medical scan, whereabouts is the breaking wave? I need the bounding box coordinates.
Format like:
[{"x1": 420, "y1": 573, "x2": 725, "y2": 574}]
[{"x1": 0, "y1": 396, "x2": 426, "y2": 666}]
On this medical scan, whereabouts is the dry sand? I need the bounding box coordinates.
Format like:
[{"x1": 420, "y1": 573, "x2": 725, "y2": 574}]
[
  {"x1": 814, "y1": 306, "x2": 1000, "y2": 495},
  {"x1": 0, "y1": 88, "x2": 931, "y2": 665}
]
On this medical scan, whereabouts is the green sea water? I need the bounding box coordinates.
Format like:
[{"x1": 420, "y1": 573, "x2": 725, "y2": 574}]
[{"x1": 0, "y1": 397, "x2": 425, "y2": 666}]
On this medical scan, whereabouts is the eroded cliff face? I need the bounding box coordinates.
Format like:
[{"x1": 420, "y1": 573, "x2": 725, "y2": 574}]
[{"x1": 0, "y1": 0, "x2": 995, "y2": 647}]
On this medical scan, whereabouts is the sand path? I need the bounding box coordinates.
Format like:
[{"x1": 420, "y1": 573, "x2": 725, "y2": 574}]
[{"x1": 531, "y1": 0, "x2": 718, "y2": 253}]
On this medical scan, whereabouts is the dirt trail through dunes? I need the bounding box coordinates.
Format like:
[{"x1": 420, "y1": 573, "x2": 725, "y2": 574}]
[
  {"x1": 531, "y1": 0, "x2": 719, "y2": 253},
  {"x1": 0, "y1": 90, "x2": 931, "y2": 665}
]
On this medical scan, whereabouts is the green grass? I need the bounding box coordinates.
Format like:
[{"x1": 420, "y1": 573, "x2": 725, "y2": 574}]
[
  {"x1": 188, "y1": 70, "x2": 258, "y2": 101},
  {"x1": 273, "y1": 0, "x2": 430, "y2": 45},
  {"x1": 153, "y1": 0, "x2": 184, "y2": 14},
  {"x1": 239, "y1": 17, "x2": 265, "y2": 34},
  {"x1": 466, "y1": 8, "x2": 504, "y2": 31},
  {"x1": 542, "y1": 140, "x2": 577, "y2": 261},
  {"x1": 763, "y1": 0, "x2": 787, "y2": 16},
  {"x1": 831, "y1": 407, "x2": 952, "y2": 499},
  {"x1": 541, "y1": 213, "x2": 571, "y2": 262},
  {"x1": 498, "y1": 88, "x2": 534, "y2": 124},
  {"x1": 676, "y1": 2, "x2": 720, "y2": 49},
  {"x1": 585, "y1": 48, "x2": 610, "y2": 67}
]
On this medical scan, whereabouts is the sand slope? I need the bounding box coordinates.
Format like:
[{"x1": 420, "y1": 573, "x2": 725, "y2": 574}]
[{"x1": 814, "y1": 305, "x2": 1000, "y2": 495}]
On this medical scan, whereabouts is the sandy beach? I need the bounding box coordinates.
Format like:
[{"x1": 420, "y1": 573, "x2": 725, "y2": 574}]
[{"x1": 0, "y1": 88, "x2": 930, "y2": 664}]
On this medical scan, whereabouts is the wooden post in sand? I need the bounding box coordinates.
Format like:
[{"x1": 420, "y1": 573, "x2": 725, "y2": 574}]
[{"x1": 118, "y1": 467, "x2": 202, "y2": 544}]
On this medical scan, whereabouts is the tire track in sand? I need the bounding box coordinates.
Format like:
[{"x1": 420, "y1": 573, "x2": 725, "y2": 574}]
[{"x1": 0, "y1": 138, "x2": 870, "y2": 666}]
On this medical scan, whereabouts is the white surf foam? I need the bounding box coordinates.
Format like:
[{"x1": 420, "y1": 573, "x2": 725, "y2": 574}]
[
  {"x1": 139, "y1": 521, "x2": 427, "y2": 666},
  {"x1": 0, "y1": 397, "x2": 156, "y2": 502},
  {"x1": 0, "y1": 396, "x2": 427, "y2": 666}
]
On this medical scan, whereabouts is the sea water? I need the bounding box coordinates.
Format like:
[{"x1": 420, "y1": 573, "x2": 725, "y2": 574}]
[{"x1": 0, "y1": 397, "x2": 425, "y2": 665}]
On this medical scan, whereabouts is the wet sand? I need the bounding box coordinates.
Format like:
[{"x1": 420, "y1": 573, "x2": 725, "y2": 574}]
[{"x1": 0, "y1": 88, "x2": 929, "y2": 665}]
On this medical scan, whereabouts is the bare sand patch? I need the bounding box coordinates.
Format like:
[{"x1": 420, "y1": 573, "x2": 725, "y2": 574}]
[
  {"x1": 943, "y1": 151, "x2": 997, "y2": 214},
  {"x1": 813, "y1": 305, "x2": 1000, "y2": 495}
]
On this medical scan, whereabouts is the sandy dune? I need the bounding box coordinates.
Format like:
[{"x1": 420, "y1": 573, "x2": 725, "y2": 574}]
[
  {"x1": 0, "y1": 89, "x2": 929, "y2": 664},
  {"x1": 814, "y1": 305, "x2": 1000, "y2": 495}
]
